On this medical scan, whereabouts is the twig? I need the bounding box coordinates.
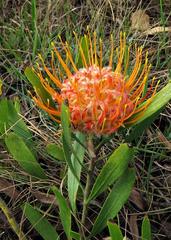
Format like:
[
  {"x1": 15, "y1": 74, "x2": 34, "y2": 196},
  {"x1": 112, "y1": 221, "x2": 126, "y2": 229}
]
[{"x1": 143, "y1": 26, "x2": 171, "y2": 35}]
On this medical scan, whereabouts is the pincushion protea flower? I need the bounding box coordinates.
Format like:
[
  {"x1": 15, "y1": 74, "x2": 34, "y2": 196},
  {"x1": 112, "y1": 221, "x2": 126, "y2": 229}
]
[{"x1": 32, "y1": 31, "x2": 158, "y2": 135}]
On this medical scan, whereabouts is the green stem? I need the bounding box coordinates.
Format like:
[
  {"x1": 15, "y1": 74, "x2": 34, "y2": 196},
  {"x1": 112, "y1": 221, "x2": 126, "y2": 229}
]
[{"x1": 81, "y1": 135, "x2": 96, "y2": 227}]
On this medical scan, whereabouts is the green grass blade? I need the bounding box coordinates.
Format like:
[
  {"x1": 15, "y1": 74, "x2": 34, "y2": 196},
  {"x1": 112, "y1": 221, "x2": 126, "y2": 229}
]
[
  {"x1": 46, "y1": 143, "x2": 65, "y2": 162},
  {"x1": 141, "y1": 216, "x2": 152, "y2": 240},
  {"x1": 31, "y1": 0, "x2": 39, "y2": 58},
  {"x1": 5, "y1": 133, "x2": 47, "y2": 179},
  {"x1": 52, "y1": 186, "x2": 71, "y2": 239},
  {"x1": 0, "y1": 197, "x2": 27, "y2": 240},
  {"x1": 31, "y1": 0, "x2": 36, "y2": 29},
  {"x1": 88, "y1": 144, "x2": 134, "y2": 202},
  {"x1": 91, "y1": 168, "x2": 135, "y2": 236},
  {"x1": 68, "y1": 132, "x2": 85, "y2": 212},
  {"x1": 107, "y1": 222, "x2": 123, "y2": 240},
  {"x1": 159, "y1": 0, "x2": 166, "y2": 26},
  {"x1": 23, "y1": 203, "x2": 59, "y2": 240}
]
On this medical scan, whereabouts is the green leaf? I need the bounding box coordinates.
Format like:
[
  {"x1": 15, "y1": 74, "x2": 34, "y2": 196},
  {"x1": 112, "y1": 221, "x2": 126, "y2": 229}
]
[
  {"x1": 128, "y1": 82, "x2": 171, "y2": 126},
  {"x1": 141, "y1": 216, "x2": 151, "y2": 240},
  {"x1": 68, "y1": 132, "x2": 85, "y2": 212},
  {"x1": 88, "y1": 144, "x2": 134, "y2": 202},
  {"x1": 126, "y1": 108, "x2": 163, "y2": 142},
  {"x1": 107, "y1": 222, "x2": 123, "y2": 240},
  {"x1": 14, "y1": 97, "x2": 21, "y2": 113},
  {"x1": 126, "y1": 82, "x2": 171, "y2": 142},
  {"x1": 91, "y1": 168, "x2": 135, "y2": 236},
  {"x1": 75, "y1": 35, "x2": 89, "y2": 68},
  {"x1": 61, "y1": 102, "x2": 80, "y2": 183},
  {"x1": 52, "y1": 186, "x2": 71, "y2": 239},
  {"x1": 25, "y1": 67, "x2": 54, "y2": 107},
  {"x1": 23, "y1": 203, "x2": 59, "y2": 240},
  {"x1": 31, "y1": 0, "x2": 39, "y2": 58},
  {"x1": 46, "y1": 143, "x2": 65, "y2": 162},
  {"x1": 0, "y1": 99, "x2": 32, "y2": 142},
  {"x1": 70, "y1": 231, "x2": 81, "y2": 240},
  {"x1": 61, "y1": 102, "x2": 71, "y2": 146},
  {"x1": 5, "y1": 133, "x2": 47, "y2": 179}
]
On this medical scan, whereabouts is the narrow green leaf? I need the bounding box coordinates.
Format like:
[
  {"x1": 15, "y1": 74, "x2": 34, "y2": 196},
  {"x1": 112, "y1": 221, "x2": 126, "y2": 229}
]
[
  {"x1": 31, "y1": 0, "x2": 39, "y2": 58},
  {"x1": 141, "y1": 216, "x2": 151, "y2": 240},
  {"x1": 46, "y1": 143, "x2": 65, "y2": 162},
  {"x1": 25, "y1": 67, "x2": 54, "y2": 107},
  {"x1": 127, "y1": 82, "x2": 171, "y2": 126},
  {"x1": 126, "y1": 108, "x2": 163, "y2": 142},
  {"x1": 61, "y1": 102, "x2": 71, "y2": 146},
  {"x1": 125, "y1": 82, "x2": 171, "y2": 142},
  {"x1": 14, "y1": 97, "x2": 21, "y2": 113},
  {"x1": 126, "y1": 82, "x2": 171, "y2": 142},
  {"x1": 107, "y1": 222, "x2": 123, "y2": 240},
  {"x1": 91, "y1": 168, "x2": 135, "y2": 236},
  {"x1": 31, "y1": 0, "x2": 36, "y2": 29},
  {"x1": 23, "y1": 203, "x2": 59, "y2": 240},
  {"x1": 70, "y1": 231, "x2": 81, "y2": 240},
  {"x1": 61, "y1": 102, "x2": 80, "y2": 182},
  {"x1": 68, "y1": 132, "x2": 85, "y2": 212},
  {"x1": 88, "y1": 144, "x2": 134, "y2": 202},
  {"x1": 0, "y1": 99, "x2": 32, "y2": 142},
  {"x1": 5, "y1": 133, "x2": 47, "y2": 179},
  {"x1": 52, "y1": 186, "x2": 71, "y2": 239},
  {"x1": 75, "y1": 35, "x2": 89, "y2": 68}
]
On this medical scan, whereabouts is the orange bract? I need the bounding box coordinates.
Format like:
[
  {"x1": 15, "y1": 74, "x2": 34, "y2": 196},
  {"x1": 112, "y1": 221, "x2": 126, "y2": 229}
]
[{"x1": 32, "y1": 32, "x2": 158, "y2": 135}]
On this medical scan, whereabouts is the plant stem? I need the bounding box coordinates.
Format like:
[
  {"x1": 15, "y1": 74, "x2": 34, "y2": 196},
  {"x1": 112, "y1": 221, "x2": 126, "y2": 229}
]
[{"x1": 81, "y1": 135, "x2": 96, "y2": 226}]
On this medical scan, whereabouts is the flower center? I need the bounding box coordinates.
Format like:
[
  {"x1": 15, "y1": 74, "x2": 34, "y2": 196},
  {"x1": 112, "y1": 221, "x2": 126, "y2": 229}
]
[{"x1": 61, "y1": 65, "x2": 134, "y2": 134}]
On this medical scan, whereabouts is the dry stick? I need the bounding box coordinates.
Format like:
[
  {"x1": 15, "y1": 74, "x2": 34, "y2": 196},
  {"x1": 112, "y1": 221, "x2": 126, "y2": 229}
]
[
  {"x1": 143, "y1": 26, "x2": 171, "y2": 35},
  {"x1": 81, "y1": 136, "x2": 96, "y2": 227},
  {"x1": 0, "y1": 197, "x2": 27, "y2": 240}
]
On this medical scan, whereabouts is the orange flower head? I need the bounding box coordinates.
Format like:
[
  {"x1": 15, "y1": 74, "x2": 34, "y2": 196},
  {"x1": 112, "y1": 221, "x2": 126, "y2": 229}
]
[{"x1": 32, "y1": 31, "x2": 158, "y2": 135}]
